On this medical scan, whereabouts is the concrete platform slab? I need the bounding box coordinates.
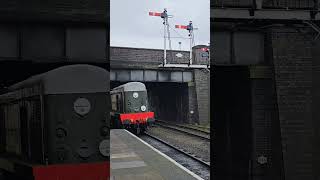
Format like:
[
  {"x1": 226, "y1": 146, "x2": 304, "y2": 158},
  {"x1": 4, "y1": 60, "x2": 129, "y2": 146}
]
[{"x1": 110, "y1": 129, "x2": 203, "y2": 180}]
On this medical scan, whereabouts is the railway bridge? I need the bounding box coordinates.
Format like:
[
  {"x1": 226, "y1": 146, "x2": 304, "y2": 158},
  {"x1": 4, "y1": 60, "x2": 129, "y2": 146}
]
[
  {"x1": 110, "y1": 46, "x2": 210, "y2": 125},
  {"x1": 0, "y1": 0, "x2": 109, "y2": 92},
  {"x1": 212, "y1": 0, "x2": 319, "y2": 179}
]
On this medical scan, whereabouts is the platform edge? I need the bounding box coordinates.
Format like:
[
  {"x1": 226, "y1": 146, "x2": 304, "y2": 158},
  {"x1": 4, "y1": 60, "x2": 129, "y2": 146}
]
[{"x1": 124, "y1": 130, "x2": 205, "y2": 180}]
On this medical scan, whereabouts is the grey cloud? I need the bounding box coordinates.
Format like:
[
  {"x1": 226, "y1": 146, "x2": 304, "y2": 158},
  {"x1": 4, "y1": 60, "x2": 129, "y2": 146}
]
[{"x1": 111, "y1": 0, "x2": 210, "y2": 50}]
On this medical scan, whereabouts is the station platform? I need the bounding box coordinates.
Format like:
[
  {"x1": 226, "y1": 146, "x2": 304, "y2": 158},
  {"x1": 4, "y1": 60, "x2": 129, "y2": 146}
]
[{"x1": 110, "y1": 129, "x2": 203, "y2": 180}]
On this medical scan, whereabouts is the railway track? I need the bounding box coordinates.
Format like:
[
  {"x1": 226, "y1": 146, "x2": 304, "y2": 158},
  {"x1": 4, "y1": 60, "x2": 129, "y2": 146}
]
[
  {"x1": 156, "y1": 119, "x2": 210, "y2": 133},
  {"x1": 154, "y1": 120, "x2": 210, "y2": 140},
  {"x1": 140, "y1": 132, "x2": 210, "y2": 180}
]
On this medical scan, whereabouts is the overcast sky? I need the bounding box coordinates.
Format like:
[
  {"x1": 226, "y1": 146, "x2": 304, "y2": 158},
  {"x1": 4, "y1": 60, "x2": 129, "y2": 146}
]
[{"x1": 110, "y1": 0, "x2": 210, "y2": 51}]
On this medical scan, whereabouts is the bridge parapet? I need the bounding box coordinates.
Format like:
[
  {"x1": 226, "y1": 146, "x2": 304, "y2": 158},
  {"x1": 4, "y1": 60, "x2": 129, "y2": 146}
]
[{"x1": 110, "y1": 46, "x2": 190, "y2": 68}]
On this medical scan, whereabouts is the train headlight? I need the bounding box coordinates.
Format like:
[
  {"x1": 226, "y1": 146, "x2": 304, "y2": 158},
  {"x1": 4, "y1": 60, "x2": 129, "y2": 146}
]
[
  {"x1": 133, "y1": 92, "x2": 139, "y2": 98},
  {"x1": 141, "y1": 105, "x2": 146, "y2": 112},
  {"x1": 99, "y1": 139, "x2": 110, "y2": 157},
  {"x1": 74, "y1": 98, "x2": 91, "y2": 116}
]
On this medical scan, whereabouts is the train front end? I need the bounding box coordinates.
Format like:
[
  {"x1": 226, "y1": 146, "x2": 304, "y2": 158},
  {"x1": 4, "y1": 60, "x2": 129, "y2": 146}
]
[
  {"x1": 0, "y1": 64, "x2": 110, "y2": 180},
  {"x1": 37, "y1": 65, "x2": 110, "y2": 180},
  {"x1": 121, "y1": 89, "x2": 154, "y2": 134},
  {"x1": 111, "y1": 82, "x2": 154, "y2": 134}
]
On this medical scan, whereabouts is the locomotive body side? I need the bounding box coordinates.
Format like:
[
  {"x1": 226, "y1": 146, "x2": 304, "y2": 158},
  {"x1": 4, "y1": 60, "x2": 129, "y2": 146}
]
[
  {"x1": 110, "y1": 82, "x2": 154, "y2": 134},
  {"x1": 0, "y1": 84, "x2": 44, "y2": 165},
  {"x1": 0, "y1": 65, "x2": 110, "y2": 180}
]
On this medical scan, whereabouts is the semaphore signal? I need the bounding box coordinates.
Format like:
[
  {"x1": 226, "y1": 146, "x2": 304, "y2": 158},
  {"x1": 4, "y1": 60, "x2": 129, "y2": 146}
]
[
  {"x1": 149, "y1": 9, "x2": 209, "y2": 69},
  {"x1": 175, "y1": 21, "x2": 198, "y2": 65},
  {"x1": 148, "y1": 12, "x2": 162, "y2": 16},
  {"x1": 175, "y1": 25, "x2": 188, "y2": 29},
  {"x1": 149, "y1": 9, "x2": 174, "y2": 66}
]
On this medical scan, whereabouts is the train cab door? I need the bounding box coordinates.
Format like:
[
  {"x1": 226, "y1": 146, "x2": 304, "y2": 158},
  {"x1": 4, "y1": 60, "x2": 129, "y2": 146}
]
[
  {"x1": 116, "y1": 93, "x2": 123, "y2": 113},
  {"x1": 115, "y1": 93, "x2": 124, "y2": 128},
  {"x1": 119, "y1": 92, "x2": 125, "y2": 113}
]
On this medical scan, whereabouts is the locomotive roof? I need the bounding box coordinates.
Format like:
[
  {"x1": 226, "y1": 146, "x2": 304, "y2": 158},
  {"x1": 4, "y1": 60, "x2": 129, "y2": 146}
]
[
  {"x1": 112, "y1": 82, "x2": 146, "y2": 92},
  {"x1": 8, "y1": 64, "x2": 109, "y2": 94}
]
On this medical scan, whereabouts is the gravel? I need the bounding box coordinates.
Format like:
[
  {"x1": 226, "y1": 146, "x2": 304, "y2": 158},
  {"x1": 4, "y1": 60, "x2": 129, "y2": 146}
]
[
  {"x1": 147, "y1": 126, "x2": 210, "y2": 162},
  {"x1": 156, "y1": 123, "x2": 210, "y2": 139},
  {"x1": 140, "y1": 135, "x2": 210, "y2": 180}
]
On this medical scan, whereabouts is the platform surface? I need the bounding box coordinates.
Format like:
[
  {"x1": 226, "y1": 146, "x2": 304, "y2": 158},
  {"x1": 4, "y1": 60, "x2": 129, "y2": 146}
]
[{"x1": 110, "y1": 129, "x2": 203, "y2": 180}]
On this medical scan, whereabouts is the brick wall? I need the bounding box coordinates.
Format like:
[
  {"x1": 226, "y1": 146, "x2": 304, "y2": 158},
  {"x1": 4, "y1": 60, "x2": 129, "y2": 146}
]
[
  {"x1": 110, "y1": 47, "x2": 190, "y2": 69},
  {"x1": 194, "y1": 69, "x2": 210, "y2": 125},
  {"x1": 187, "y1": 82, "x2": 199, "y2": 124},
  {"x1": 312, "y1": 39, "x2": 320, "y2": 180},
  {"x1": 271, "y1": 27, "x2": 314, "y2": 180},
  {"x1": 249, "y1": 66, "x2": 283, "y2": 180}
]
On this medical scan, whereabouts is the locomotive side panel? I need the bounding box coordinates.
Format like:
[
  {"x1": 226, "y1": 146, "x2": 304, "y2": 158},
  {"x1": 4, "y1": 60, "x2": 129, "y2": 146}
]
[
  {"x1": 0, "y1": 97, "x2": 44, "y2": 164},
  {"x1": 28, "y1": 98, "x2": 44, "y2": 163},
  {"x1": 5, "y1": 104, "x2": 21, "y2": 156},
  {"x1": 45, "y1": 92, "x2": 110, "y2": 164},
  {"x1": 110, "y1": 91, "x2": 124, "y2": 129},
  {"x1": 0, "y1": 106, "x2": 5, "y2": 153}
]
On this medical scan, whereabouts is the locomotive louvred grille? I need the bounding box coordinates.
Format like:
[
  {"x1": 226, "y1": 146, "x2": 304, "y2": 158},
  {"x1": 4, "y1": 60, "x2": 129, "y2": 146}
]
[
  {"x1": 30, "y1": 100, "x2": 44, "y2": 163},
  {"x1": 0, "y1": 107, "x2": 5, "y2": 153},
  {"x1": 20, "y1": 101, "x2": 29, "y2": 158},
  {"x1": 5, "y1": 104, "x2": 21, "y2": 155}
]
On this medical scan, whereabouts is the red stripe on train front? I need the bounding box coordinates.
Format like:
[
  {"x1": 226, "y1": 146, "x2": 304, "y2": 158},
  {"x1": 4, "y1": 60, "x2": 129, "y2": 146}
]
[
  {"x1": 33, "y1": 162, "x2": 110, "y2": 180},
  {"x1": 120, "y1": 112, "x2": 154, "y2": 122}
]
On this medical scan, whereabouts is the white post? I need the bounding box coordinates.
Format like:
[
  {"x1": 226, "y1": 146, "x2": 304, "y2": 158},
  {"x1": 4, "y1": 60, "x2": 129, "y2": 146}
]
[
  {"x1": 164, "y1": 19, "x2": 167, "y2": 65},
  {"x1": 189, "y1": 30, "x2": 193, "y2": 65}
]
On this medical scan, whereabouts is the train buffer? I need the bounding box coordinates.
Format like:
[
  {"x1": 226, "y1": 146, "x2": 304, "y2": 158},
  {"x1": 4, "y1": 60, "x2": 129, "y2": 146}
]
[{"x1": 110, "y1": 129, "x2": 203, "y2": 180}]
